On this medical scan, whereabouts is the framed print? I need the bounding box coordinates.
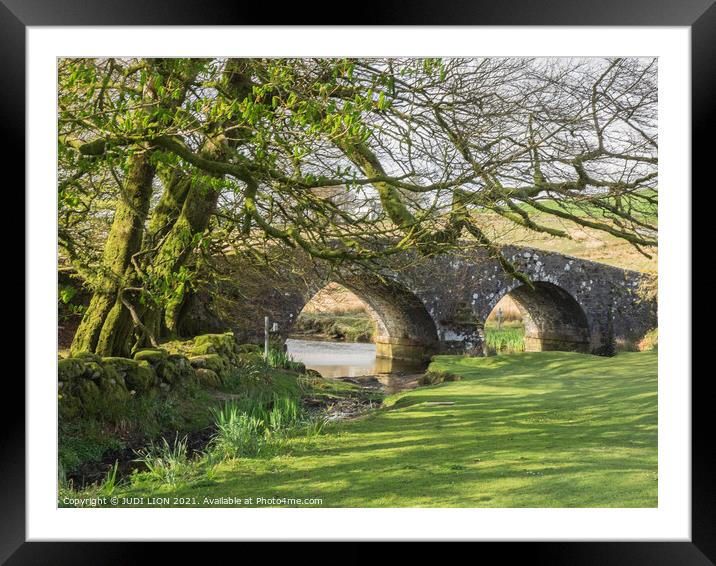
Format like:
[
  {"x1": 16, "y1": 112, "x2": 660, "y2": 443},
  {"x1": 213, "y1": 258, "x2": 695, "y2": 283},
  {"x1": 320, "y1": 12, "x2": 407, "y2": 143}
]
[{"x1": 7, "y1": 0, "x2": 710, "y2": 561}]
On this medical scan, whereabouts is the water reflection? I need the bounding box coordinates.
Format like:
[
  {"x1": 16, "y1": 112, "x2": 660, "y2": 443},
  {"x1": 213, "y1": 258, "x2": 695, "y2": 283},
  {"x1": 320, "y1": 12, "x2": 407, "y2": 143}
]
[{"x1": 286, "y1": 338, "x2": 426, "y2": 379}]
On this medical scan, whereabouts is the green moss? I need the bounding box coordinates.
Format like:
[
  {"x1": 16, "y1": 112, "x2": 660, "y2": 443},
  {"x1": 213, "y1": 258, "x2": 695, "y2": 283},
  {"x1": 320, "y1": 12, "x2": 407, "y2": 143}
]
[
  {"x1": 103, "y1": 357, "x2": 157, "y2": 393},
  {"x1": 238, "y1": 343, "x2": 262, "y2": 354},
  {"x1": 132, "y1": 361, "x2": 158, "y2": 392},
  {"x1": 58, "y1": 386, "x2": 81, "y2": 419},
  {"x1": 83, "y1": 361, "x2": 105, "y2": 380},
  {"x1": 159, "y1": 338, "x2": 194, "y2": 357},
  {"x1": 158, "y1": 354, "x2": 196, "y2": 385},
  {"x1": 71, "y1": 152, "x2": 155, "y2": 358},
  {"x1": 98, "y1": 374, "x2": 131, "y2": 405},
  {"x1": 69, "y1": 293, "x2": 115, "y2": 357},
  {"x1": 195, "y1": 368, "x2": 222, "y2": 388},
  {"x1": 74, "y1": 352, "x2": 103, "y2": 364},
  {"x1": 191, "y1": 332, "x2": 237, "y2": 359},
  {"x1": 189, "y1": 354, "x2": 229, "y2": 379},
  {"x1": 102, "y1": 357, "x2": 137, "y2": 371},
  {"x1": 133, "y1": 348, "x2": 169, "y2": 364},
  {"x1": 76, "y1": 379, "x2": 102, "y2": 409},
  {"x1": 101, "y1": 363, "x2": 126, "y2": 388},
  {"x1": 58, "y1": 358, "x2": 85, "y2": 382}
]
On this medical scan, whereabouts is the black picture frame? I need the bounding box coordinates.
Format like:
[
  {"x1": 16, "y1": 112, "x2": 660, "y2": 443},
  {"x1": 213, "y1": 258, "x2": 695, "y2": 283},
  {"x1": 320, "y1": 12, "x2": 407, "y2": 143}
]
[{"x1": 6, "y1": 0, "x2": 706, "y2": 562}]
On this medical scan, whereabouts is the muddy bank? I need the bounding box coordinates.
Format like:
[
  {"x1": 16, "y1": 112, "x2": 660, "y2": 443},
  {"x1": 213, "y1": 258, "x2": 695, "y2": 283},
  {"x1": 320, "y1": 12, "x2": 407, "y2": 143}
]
[
  {"x1": 337, "y1": 372, "x2": 423, "y2": 395},
  {"x1": 302, "y1": 371, "x2": 422, "y2": 421}
]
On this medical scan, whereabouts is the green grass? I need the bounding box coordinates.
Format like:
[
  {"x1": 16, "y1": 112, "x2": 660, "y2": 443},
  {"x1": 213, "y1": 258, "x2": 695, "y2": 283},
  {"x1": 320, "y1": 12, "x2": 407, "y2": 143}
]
[
  {"x1": 484, "y1": 322, "x2": 525, "y2": 354},
  {"x1": 516, "y1": 190, "x2": 657, "y2": 225},
  {"x1": 79, "y1": 351, "x2": 657, "y2": 508},
  {"x1": 265, "y1": 348, "x2": 306, "y2": 373},
  {"x1": 473, "y1": 192, "x2": 658, "y2": 274},
  {"x1": 133, "y1": 434, "x2": 194, "y2": 487},
  {"x1": 219, "y1": 363, "x2": 303, "y2": 403}
]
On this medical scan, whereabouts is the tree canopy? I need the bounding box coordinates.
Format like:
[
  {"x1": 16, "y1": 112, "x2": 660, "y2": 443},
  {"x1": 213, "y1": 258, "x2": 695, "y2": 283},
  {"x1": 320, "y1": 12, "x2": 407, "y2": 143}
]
[{"x1": 58, "y1": 57, "x2": 658, "y2": 356}]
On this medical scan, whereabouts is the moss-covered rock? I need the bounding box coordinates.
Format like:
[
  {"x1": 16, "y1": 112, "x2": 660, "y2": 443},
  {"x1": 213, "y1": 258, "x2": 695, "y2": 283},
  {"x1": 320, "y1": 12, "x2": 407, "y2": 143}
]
[
  {"x1": 189, "y1": 354, "x2": 229, "y2": 379},
  {"x1": 58, "y1": 387, "x2": 81, "y2": 419},
  {"x1": 158, "y1": 354, "x2": 196, "y2": 384},
  {"x1": 103, "y1": 357, "x2": 157, "y2": 393},
  {"x1": 58, "y1": 358, "x2": 85, "y2": 382},
  {"x1": 101, "y1": 363, "x2": 126, "y2": 388},
  {"x1": 191, "y1": 332, "x2": 238, "y2": 360},
  {"x1": 98, "y1": 374, "x2": 131, "y2": 404},
  {"x1": 83, "y1": 361, "x2": 105, "y2": 381},
  {"x1": 133, "y1": 348, "x2": 169, "y2": 365},
  {"x1": 73, "y1": 352, "x2": 103, "y2": 364},
  {"x1": 102, "y1": 357, "x2": 136, "y2": 374},
  {"x1": 130, "y1": 360, "x2": 157, "y2": 392},
  {"x1": 195, "y1": 368, "x2": 221, "y2": 388},
  {"x1": 158, "y1": 338, "x2": 194, "y2": 357}
]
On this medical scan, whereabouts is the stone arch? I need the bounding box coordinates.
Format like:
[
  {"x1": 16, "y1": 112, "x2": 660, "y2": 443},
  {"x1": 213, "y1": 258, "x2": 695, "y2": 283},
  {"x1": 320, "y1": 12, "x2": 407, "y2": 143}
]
[
  {"x1": 484, "y1": 281, "x2": 591, "y2": 353},
  {"x1": 294, "y1": 275, "x2": 440, "y2": 361}
]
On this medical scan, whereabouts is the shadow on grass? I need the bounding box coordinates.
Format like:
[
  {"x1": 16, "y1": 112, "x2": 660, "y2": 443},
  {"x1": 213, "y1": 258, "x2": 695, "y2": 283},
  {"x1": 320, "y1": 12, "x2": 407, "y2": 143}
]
[{"x1": 118, "y1": 351, "x2": 658, "y2": 508}]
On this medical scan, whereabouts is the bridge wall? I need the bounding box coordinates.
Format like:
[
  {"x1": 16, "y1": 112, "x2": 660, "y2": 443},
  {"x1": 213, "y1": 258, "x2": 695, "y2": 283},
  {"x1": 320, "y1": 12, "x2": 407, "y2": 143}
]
[{"x1": 180, "y1": 245, "x2": 657, "y2": 359}]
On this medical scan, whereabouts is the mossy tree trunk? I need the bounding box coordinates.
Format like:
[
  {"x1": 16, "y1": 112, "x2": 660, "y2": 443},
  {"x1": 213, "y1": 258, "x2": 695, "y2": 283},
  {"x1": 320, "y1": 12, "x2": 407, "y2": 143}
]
[
  {"x1": 70, "y1": 151, "x2": 155, "y2": 356},
  {"x1": 134, "y1": 171, "x2": 193, "y2": 344},
  {"x1": 134, "y1": 60, "x2": 254, "y2": 347},
  {"x1": 137, "y1": 172, "x2": 221, "y2": 344},
  {"x1": 69, "y1": 59, "x2": 203, "y2": 356}
]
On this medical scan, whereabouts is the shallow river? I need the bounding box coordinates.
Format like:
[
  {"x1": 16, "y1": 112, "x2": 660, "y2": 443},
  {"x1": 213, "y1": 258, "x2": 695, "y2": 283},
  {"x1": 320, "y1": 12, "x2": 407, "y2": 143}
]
[{"x1": 286, "y1": 338, "x2": 427, "y2": 379}]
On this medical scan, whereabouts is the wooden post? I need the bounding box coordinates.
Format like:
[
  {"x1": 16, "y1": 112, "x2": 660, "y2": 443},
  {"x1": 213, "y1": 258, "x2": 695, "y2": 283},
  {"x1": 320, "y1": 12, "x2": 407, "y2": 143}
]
[{"x1": 264, "y1": 316, "x2": 270, "y2": 359}]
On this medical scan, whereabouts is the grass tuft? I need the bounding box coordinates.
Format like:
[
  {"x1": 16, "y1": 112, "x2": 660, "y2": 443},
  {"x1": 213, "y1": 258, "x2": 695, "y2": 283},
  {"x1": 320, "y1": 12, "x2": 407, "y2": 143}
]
[{"x1": 133, "y1": 434, "x2": 193, "y2": 487}]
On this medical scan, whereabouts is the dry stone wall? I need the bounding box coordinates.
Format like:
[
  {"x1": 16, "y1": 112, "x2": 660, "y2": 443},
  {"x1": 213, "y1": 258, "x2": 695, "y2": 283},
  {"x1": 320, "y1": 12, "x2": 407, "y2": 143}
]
[{"x1": 58, "y1": 332, "x2": 263, "y2": 419}]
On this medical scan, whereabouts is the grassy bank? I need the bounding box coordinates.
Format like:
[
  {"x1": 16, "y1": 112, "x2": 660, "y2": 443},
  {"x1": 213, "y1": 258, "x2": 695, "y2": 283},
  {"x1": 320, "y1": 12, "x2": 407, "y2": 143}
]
[
  {"x1": 292, "y1": 311, "x2": 375, "y2": 342},
  {"x1": 483, "y1": 209, "x2": 657, "y2": 274},
  {"x1": 65, "y1": 351, "x2": 657, "y2": 508},
  {"x1": 59, "y1": 350, "x2": 370, "y2": 491}
]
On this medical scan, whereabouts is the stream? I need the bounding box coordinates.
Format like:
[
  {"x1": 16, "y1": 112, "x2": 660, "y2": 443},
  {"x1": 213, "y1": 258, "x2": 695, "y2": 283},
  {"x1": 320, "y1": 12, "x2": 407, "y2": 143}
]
[{"x1": 286, "y1": 338, "x2": 428, "y2": 394}]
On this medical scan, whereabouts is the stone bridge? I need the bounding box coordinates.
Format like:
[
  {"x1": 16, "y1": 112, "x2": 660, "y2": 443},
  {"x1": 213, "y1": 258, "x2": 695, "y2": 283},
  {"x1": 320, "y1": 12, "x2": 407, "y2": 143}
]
[{"x1": 182, "y1": 245, "x2": 657, "y2": 361}]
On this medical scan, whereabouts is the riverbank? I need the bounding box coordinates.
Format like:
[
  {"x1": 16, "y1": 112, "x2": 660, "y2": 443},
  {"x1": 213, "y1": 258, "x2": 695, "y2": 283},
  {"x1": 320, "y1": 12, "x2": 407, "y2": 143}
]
[
  {"x1": 62, "y1": 351, "x2": 657, "y2": 508},
  {"x1": 291, "y1": 311, "x2": 375, "y2": 343},
  {"x1": 59, "y1": 343, "x2": 382, "y2": 491}
]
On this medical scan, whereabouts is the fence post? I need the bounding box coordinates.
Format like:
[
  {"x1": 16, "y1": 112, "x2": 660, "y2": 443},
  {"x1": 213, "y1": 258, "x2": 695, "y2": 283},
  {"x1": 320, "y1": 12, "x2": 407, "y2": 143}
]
[{"x1": 264, "y1": 315, "x2": 270, "y2": 360}]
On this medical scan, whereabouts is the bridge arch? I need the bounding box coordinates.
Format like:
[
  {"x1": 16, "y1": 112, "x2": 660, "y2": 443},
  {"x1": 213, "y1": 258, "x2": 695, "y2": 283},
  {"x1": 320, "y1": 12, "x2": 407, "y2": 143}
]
[
  {"x1": 482, "y1": 281, "x2": 591, "y2": 353},
  {"x1": 293, "y1": 275, "x2": 440, "y2": 361},
  {"x1": 179, "y1": 244, "x2": 655, "y2": 358}
]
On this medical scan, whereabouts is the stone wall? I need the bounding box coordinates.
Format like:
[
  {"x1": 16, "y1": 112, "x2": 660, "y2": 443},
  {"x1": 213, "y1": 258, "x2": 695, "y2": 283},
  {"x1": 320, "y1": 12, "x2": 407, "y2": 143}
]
[{"x1": 58, "y1": 332, "x2": 262, "y2": 419}]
